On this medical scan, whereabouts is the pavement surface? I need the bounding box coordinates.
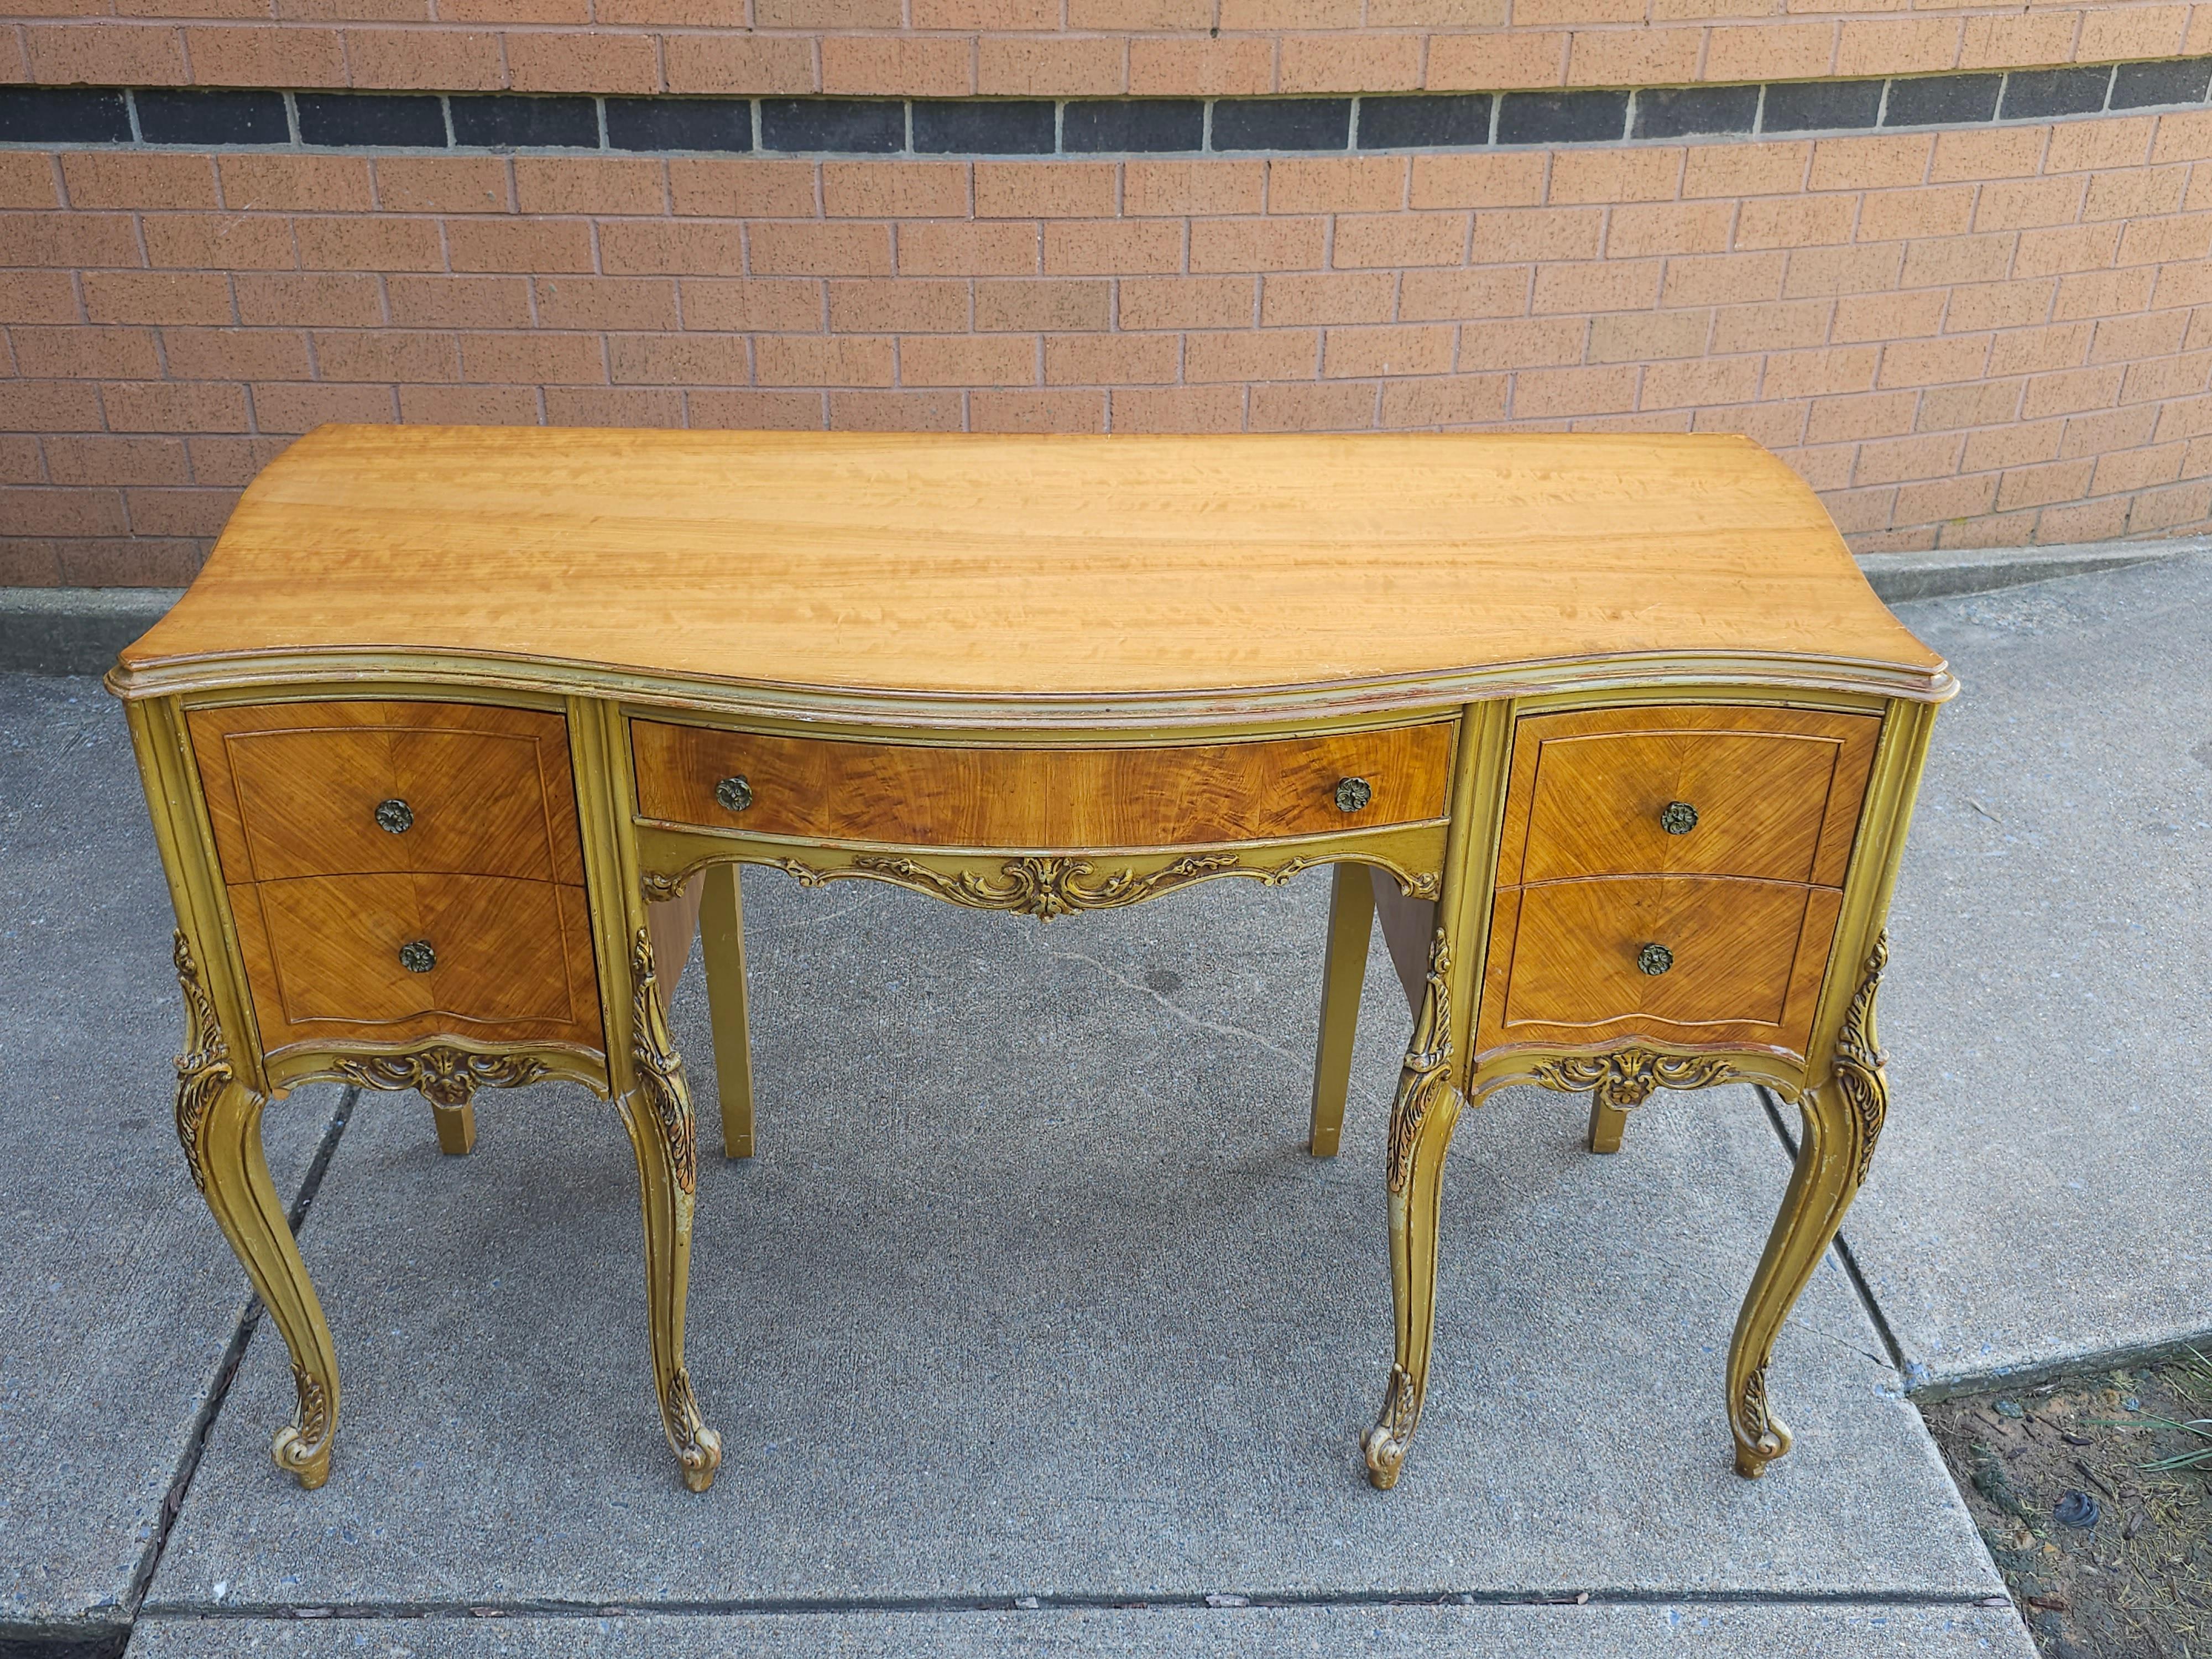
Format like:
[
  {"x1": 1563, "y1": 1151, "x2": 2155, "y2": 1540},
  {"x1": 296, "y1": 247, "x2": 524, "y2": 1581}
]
[{"x1": 9, "y1": 554, "x2": 2206, "y2": 1654}]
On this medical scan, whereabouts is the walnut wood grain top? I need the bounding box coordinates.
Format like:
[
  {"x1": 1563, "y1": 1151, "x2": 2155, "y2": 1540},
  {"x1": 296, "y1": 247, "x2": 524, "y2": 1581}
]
[{"x1": 116, "y1": 425, "x2": 1950, "y2": 717}]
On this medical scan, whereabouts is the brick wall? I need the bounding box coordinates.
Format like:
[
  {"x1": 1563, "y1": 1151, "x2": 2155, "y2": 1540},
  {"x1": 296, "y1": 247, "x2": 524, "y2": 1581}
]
[{"x1": 6, "y1": 18, "x2": 2212, "y2": 583}]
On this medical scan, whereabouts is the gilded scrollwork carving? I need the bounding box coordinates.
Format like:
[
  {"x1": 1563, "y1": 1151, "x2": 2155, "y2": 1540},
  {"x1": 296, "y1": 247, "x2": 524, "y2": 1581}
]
[
  {"x1": 171, "y1": 931, "x2": 231, "y2": 1197},
  {"x1": 1831, "y1": 931, "x2": 1890, "y2": 1185},
  {"x1": 333, "y1": 1048, "x2": 550, "y2": 1109},
  {"x1": 272, "y1": 1360, "x2": 332, "y2": 1484},
  {"x1": 1525, "y1": 1046, "x2": 1741, "y2": 1110},
  {"x1": 641, "y1": 850, "x2": 1441, "y2": 916},
  {"x1": 1733, "y1": 1364, "x2": 1790, "y2": 1477},
  {"x1": 629, "y1": 928, "x2": 697, "y2": 1196},
  {"x1": 1386, "y1": 930, "x2": 1456, "y2": 1196},
  {"x1": 660, "y1": 1364, "x2": 723, "y2": 1493},
  {"x1": 1362, "y1": 1362, "x2": 1422, "y2": 1491}
]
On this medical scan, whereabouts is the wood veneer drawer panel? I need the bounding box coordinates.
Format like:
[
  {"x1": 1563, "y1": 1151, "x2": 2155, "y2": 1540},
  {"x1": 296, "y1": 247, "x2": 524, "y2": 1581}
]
[
  {"x1": 632, "y1": 720, "x2": 1455, "y2": 848},
  {"x1": 1476, "y1": 877, "x2": 1841, "y2": 1056},
  {"x1": 1500, "y1": 705, "x2": 1880, "y2": 888},
  {"x1": 190, "y1": 701, "x2": 584, "y2": 886},
  {"x1": 227, "y1": 873, "x2": 603, "y2": 1053}
]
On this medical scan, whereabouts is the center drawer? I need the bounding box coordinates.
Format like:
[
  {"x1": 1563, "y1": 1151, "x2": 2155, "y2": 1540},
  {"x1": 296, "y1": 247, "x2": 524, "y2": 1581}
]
[{"x1": 632, "y1": 720, "x2": 1456, "y2": 848}]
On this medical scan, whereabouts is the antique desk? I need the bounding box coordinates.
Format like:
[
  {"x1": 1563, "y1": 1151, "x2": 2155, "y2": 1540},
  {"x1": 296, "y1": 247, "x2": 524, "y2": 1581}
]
[{"x1": 109, "y1": 426, "x2": 1951, "y2": 1495}]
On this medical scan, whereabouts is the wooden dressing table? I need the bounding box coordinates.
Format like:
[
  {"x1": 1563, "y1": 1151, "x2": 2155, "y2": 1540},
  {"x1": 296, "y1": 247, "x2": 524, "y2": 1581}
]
[{"x1": 109, "y1": 426, "x2": 1951, "y2": 1495}]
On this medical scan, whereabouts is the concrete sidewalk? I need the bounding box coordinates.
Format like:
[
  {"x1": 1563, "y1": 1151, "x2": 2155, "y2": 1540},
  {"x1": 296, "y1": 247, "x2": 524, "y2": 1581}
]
[{"x1": 18, "y1": 549, "x2": 2208, "y2": 1653}]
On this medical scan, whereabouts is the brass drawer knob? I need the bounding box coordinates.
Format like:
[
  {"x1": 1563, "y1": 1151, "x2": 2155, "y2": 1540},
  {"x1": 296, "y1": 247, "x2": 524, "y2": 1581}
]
[
  {"x1": 714, "y1": 775, "x2": 754, "y2": 812},
  {"x1": 1334, "y1": 776, "x2": 1374, "y2": 813},
  {"x1": 375, "y1": 797, "x2": 414, "y2": 834},
  {"x1": 398, "y1": 939, "x2": 436, "y2": 974},
  {"x1": 1660, "y1": 801, "x2": 1698, "y2": 836},
  {"x1": 1637, "y1": 942, "x2": 1674, "y2": 976}
]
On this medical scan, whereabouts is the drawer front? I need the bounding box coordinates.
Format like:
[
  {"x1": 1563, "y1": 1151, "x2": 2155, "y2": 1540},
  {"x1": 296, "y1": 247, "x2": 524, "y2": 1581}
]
[
  {"x1": 1478, "y1": 877, "x2": 1841, "y2": 1055},
  {"x1": 1501, "y1": 705, "x2": 1880, "y2": 888},
  {"x1": 228, "y1": 873, "x2": 602, "y2": 1053},
  {"x1": 191, "y1": 701, "x2": 585, "y2": 885},
  {"x1": 633, "y1": 719, "x2": 1455, "y2": 848}
]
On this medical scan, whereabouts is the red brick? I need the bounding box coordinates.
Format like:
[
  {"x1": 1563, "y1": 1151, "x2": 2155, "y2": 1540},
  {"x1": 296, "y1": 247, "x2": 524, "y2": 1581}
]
[
  {"x1": 2053, "y1": 267, "x2": 2157, "y2": 322},
  {"x1": 1587, "y1": 306, "x2": 1707, "y2": 360},
  {"x1": 1379, "y1": 373, "x2": 1510, "y2": 429},
  {"x1": 295, "y1": 216, "x2": 445, "y2": 272},
  {"x1": 1899, "y1": 234, "x2": 2016, "y2": 290},
  {"x1": 822, "y1": 36, "x2": 972, "y2": 96},
  {"x1": 1513, "y1": 364, "x2": 1637, "y2": 418},
  {"x1": 12, "y1": 326, "x2": 160, "y2": 379},
  {"x1": 1761, "y1": 346, "x2": 1880, "y2": 400},
  {"x1": 607, "y1": 333, "x2": 750, "y2": 385},
  {"x1": 2082, "y1": 165, "x2": 2191, "y2": 225},
  {"x1": 1323, "y1": 324, "x2": 1454, "y2": 378},
  {"x1": 899, "y1": 222, "x2": 1039, "y2": 276},
  {"x1": 1044, "y1": 331, "x2": 1181, "y2": 384},
  {"x1": 6, "y1": 488, "x2": 128, "y2": 537},
  {"x1": 536, "y1": 275, "x2": 681, "y2": 330},
  {"x1": 1428, "y1": 30, "x2": 1567, "y2": 90},
  {"x1": 669, "y1": 160, "x2": 816, "y2": 219},
  {"x1": 827, "y1": 278, "x2": 969, "y2": 333},
  {"x1": 162, "y1": 327, "x2": 313, "y2": 380},
  {"x1": 690, "y1": 389, "x2": 827, "y2": 428},
  {"x1": 0, "y1": 154, "x2": 56, "y2": 213},
  {"x1": 507, "y1": 30, "x2": 659, "y2": 93},
  {"x1": 546, "y1": 387, "x2": 687, "y2": 426},
  {"x1": 1281, "y1": 30, "x2": 1421, "y2": 92},
  {"x1": 1640, "y1": 356, "x2": 1761, "y2": 410},
  {"x1": 596, "y1": 221, "x2": 745, "y2": 276},
  {"x1": 396, "y1": 386, "x2": 541, "y2": 425},
  {"x1": 236, "y1": 273, "x2": 383, "y2": 326},
  {"x1": 1260, "y1": 272, "x2": 1397, "y2": 326},
  {"x1": 0, "y1": 273, "x2": 82, "y2": 326},
  {"x1": 1995, "y1": 457, "x2": 2096, "y2": 512},
  {"x1": 1929, "y1": 127, "x2": 2046, "y2": 185},
  {"x1": 1110, "y1": 385, "x2": 1248, "y2": 434},
  {"x1": 971, "y1": 389, "x2": 1108, "y2": 433},
  {"x1": 1734, "y1": 195, "x2": 1854, "y2": 252},
  {"x1": 975, "y1": 279, "x2": 1112, "y2": 332},
  {"x1": 458, "y1": 331, "x2": 607, "y2": 384},
  {"x1": 1702, "y1": 20, "x2": 1832, "y2": 82},
  {"x1": 123, "y1": 488, "x2": 238, "y2": 538},
  {"x1": 1548, "y1": 148, "x2": 1682, "y2": 206},
  {"x1": 142, "y1": 213, "x2": 296, "y2": 271},
  {"x1": 1472, "y1": 206, "x2": 1599, "y2": 261},
  {"x1": 1662, "y1": 251, "x2": 1785, "y2": 306},
  {"x1": 824, "y1": 163, "x2": 968, "y2": 221},
  {"x1": 1409, "y1": 153, "x2": 1547, "y2": 211},
  {"x1": 311, "y1": 328, "x2": 459, "y2": 383},
  {"x1": 1250, "y1": 380, "x2": 1380, "y2": 431},
  {"x1": 2014, "y1": 222, "x2": 2122, "y2": 279},
  {"x1": 376, "y1": 156, "x2": 512, "y2": 215},
  {"x1": 1399, "y1": 266, "x2": 1529, "y2": 319},
  {"x1": 901, "y1": 333, "x2": 1035, "y2": 386},
  {"x1": 1682, "y1": 141, "x2": 1809, "y2": 201},
  {"x1": 1804, "y1": 390, "x2": 1918, "y2": 446},
  {"x1": 252, "y1": 379, "x2": 400, "y2": 431},
  {"x1": 1185, "y1": 328, "x2": 1319, "y2": 382},
  {"x1": 1460, "y1": 317, "x2": 1587, "y2": 368},
  {"x1": 99, "y1": 380, "x2": 248, "y2": 434},
  {"x1": 750, "y1": 221, "x2": 895, "y2": 276},
  {"x1": 1191, "y1": 217, "x2": 1325, "y2": 273},
  {"x1": 84, "y1": 271, "x2": 232, "y2": 326},
  {"x1": 184, "y1": 24, "x2": 346, "y2": 85},
  {"x1": 220, "y1": 155, "x2": 373, "y2": 213},
  {"x1": 2046, "y1": 117, "x2": 2157, "y2": 176},
  {"x1": 1958, "y1": 11, "x2": 2076, "y2": 71},
  {"x1": 44, "y1": 434, "x2": 191, "y2": 486},
  {"x1": 1834, "y1": 17, "x2": 1959, "y2": 77},
  {"x1": 755, "y1": 335, "x2": 895, "y2": 386},
  {"x1": 346, "y1": 28, "x2": 505, "y2": 91},
  {"x1": 1, "y1": 213, "x2": 143, "y2": 271},
  {"x1": 1856, "y1": 185, "x2": 1974, "y2": 244},
  {"x1": 515, "y1": 158, "x2": 667, "y2": 217},
  {"x1": 1043, "y1": 220, "x2": 1183, "y2": 275},
  {"x1": 975, "y1": 163, "x2": 1119, "y2": 220},
  {"x1": 2022, "y1": 364, "x2": 2126, "y2": 419},
  {"x1": 681, "y1": 278, "x2": 825, "y2": 331},
  {"x1": 25, "y1": 23, "x2": 187, "y2": 85},
  {"x1": 61, "y1": 151, "x2": 214, "y2": 211},
  {"x1": 979, "y1": 36, "x2": 1126, "y2": 96},
  {"x1": 826, "y1": 389, "x2": 962, "y2": 430},
  {"x1": 1852, "y1": 432, "x2": 1964, "y2": 487},
  {"x1": 1124, "y1": 160, "x2": 1266, "y2": 217},
  {"x1": 1128, "y1": 37, "x2": 1274, "y2": 96},
  {"x1": 1711, "y1": 300, "x2": 1830, "y2": 355},
  {"x1": 1606, "y1": 201, "x2": 1732, "y2": 258},
  {"x1": 1782, "y1": 243, "x2": 1904, "y2": 298},
  {"x1": 1959, "y1": 418, "x2": 2064, "y2": 473},
  {"x1": 2089, "y1": 310, "x2": 2192, "y2": 364},
  {"x1": 1532, "y1": 259, "x2": 1662, "y2": 315},
  {"x1": 1119, "y1": 275, "x2": 1254, "y2": 329},
  {"x1": 664, "y1": 34, "x2": 816, "y2": 95}
]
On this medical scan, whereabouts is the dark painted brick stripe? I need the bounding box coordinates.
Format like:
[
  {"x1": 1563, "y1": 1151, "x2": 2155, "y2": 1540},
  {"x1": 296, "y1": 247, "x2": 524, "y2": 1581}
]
[{"x1": 0, "y1": 59, "x2": 2208, "y2": 159}]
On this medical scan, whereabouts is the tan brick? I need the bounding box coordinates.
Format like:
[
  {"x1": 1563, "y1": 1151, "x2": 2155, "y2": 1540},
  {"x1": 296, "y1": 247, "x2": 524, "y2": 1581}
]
[
  {"x1": 825, "y1": 389, "x2": 961, "y2": 430},
  {"x1": 236, "y1": 273, "x2": 383, "y2": 326},
  {"x1": 1641, "y1": 356, "x2": 1761, "y2": 410},
  {"x1": 2057, "y1": 402, "x2": 2159, "y2": 457},
  {"x1": 1043, "y1": 220, "x2": 1183, "y2": 274},
  {"x1": 827, "y1": 278, "x2": 968, "y2": 333},
  {"x1": 142, "y1": 213, "x2": 296, "y2": 272},
  {"x1": 1472, "y1": 206, "x2": 1598, "y2": 260},
  {"x1": 1125, "y1": 160, "x2": 1266, "y2": 217},
  {"x1": 1261, "y1": 271, "x2": 1396, "y2": 326},
  {"x1": 1957, "y1": 11, "x2": 2079, "y2": 70},
  {"x1": 691, "y1": 389, "x2": 827, "y2": 428},
  {"x1": 1250, "y1": 380, "x2": 1380, "y2": 431},
  {"x1": 921, "y1": 0, "x2": 1061, "y2": 26},
  {"x1": 1822, "y1": 486, "x2": 1901, "y2": 536},
  {"x1": 899, "y1": 222, "x2": 1040, "y2": 276},
  {"x1": 2021, "y1": 364, "x2": 2126, "y2": 418},
  {"x1": 457, "y1": 330, "x2": 606, "y2": 384},
  {"x1": 1428, "y1": 29, "x2": 1567, "y2": 90},
  {"x1": 750, "y1": 222, "x2": 893, "y2": 276},
  {"x1": 1512, "y1": 364, "x2": 1637, "y2": 418},
  {"x1": 1191, "y1": 217, "x2": 1326, "y2": 273},
  {"x1": 822, "y1": 36, "x2": 972, "y2": 96},
  {"x1": 1110, "y1": 385, "x2": 1248, "y2": 435},
  {"x1": 1322, "y1": 323, "x2": 1453, "y2": 378},
  {"x1": 1804, "y1": 390, "x2": 1918, "y2": 446},
  {"x1": 1683, "y1": 141, "x2": 1809, "y2": 201},
  {"x1": 2090, "y1": 442, "x2": 2189, "y2": 496},
  {"x1": 2014, "y1": 221, "x2": 2122, "y2": 278},
  {"x1": 1987, "y1": 322, "x2": 2091, "y2": 377},
  {"x1": 2083, "y1": 165, "x2": 2190, "y2": 224},
  {"x1": 376, "y1": 156, "x2": 512, "y2": 215},
  {"x1": 83, "y1": 271, "x2": 231, "y2": 326},
  {"x1": 975, "y1": 279, "x2": 1113, "y2": 331},
  {"x1": 1761, "y1": 345, "x2": 1880, "y2": 399},
  {"x1": 1269, "y1": 156, "x2": 1407, "y2": 215},
  {"x1": 2034, "y1": 496, "x2": 2136, "y2": 544},
  {"x1": 2045, "y1": 117, "x2": 2157, "y2": 176},
  {"x1": 515, "y1": 158, "x2": 667, "y2": 217},
  {"x1": 1734, "y1": 195, "x2": 1855, "y2": 252},
  {"x1": 1711, "y1": 299, "x2": 1831, "y2": 354},
  {"x1": 975, "y1": 162, "x2": 1119, "y2": 220},
  {"x1": 1548, "y1": 148, "x2": 1681, "y2": 206},
  {"x1": 1119, "y1": 275, "x2": 1255, "y2": 329},
  {"x1": 1703, "y1": 20, "x2": 1832, "y2": 82},
  {"x1": 1939, "y1": 279, "x2": 2051, "y2": 335},
  {"x1": 1835, "y1": 294, "x2": 1940, "y2": 352},
  {"x1": 1877, "y1": 333, "x2": 1990, "y2": 388},
  {"x1": 1531, "y1": 259, "x2": 1663, "y2": 315},
  {"x1": 61, "y1": 152, "x2": 213, "y2": 211},
  {"x1": 1782, "y1": 243, "x2": 1904, "y2": 298},
  {"x1": 1891, "y1": 472, "x2": 1999, "y2": 526},
  {"x1": 507, "y1": 29, "x2": 659, "y2": 93},
  {"x1": 1807, "y1": 134, "x2": 1932, "y2": 194},
  {"x1": 295, "y1": 216, "x2": 445, "y2": 272},
  {"x1": 2089, "y1": 310, "x2": 2190, "y2": 364},
  {"x1": 2120, "y1": 348, "x2": 2212, "y2": 404},
  {"x1": 220, "y1": 155, "x2": 373, "y2": 213},
  {"x1": 448, "y1": 218, "x2": 598, "y2": 273},
  {"x1": 669, "y1": 160, "x2": 817, "y2": 219},
  {"x1": 664, "y1": 34, "x2": 817, "y2": 95},
  {"x1": 1368, "y1": 0, "x2": 1507, "y2": 22},
  {"x1": 1900, "y1": 233, "x2": 2016, "y2": 290},
  {"x1": 1588, "y1": 307, "x2": 1709, "y2": 361},
  {"x1": 2119, "y1": 213, "x2": 2212, "y2": 267},
  {"x1": 185, "y1": 24, "x2": 346, "y2": 85},
  {"x1": 1379, "y1": 374, "x2": 1510, "y2": 428},
  {"x1": 1662, "y1": 251, "x2": 1786, "y2": 306},
  {"x1": 1399, "y1": 265, "x2": 1530, "y2": 320},
  {"x1": 1852, "y1": 431, "x2": 1964, "y2": 486},
  {"x1": 536, "y1": 275, "x2": 681, "y2": 330},
  {"x1": 1459, "y1": 316, "x2": 1585, "y2": 368},
  {"x1": 2128, "y1": 477, "x2": 2212, "y2": 529},
  {"x1": 607, "y1": 333, "x2": 749, "y2": 385},
  {"x1": 313, "y1": 329, "x2": 462, "y2": 383},
  {"x1": 971, "y1": 389, "x2": 1109, "y2": 433},
  {"x1": 388, "y1": 275, "x2": 531, "y2": 328},
  {"x1": 1221, "y1": 0, "x2": 1359, "y2": 28},
  {"x1": 1856, "y1": 185, "x2": 1975, "y2": 244},
  {"x1": 1929, "y1": 127, "x2": 2046, "y2": 184},
  {"x1": 824, "y1": 163, "x2": 968, "y2": 220},
  {"x1": 442, "y1": 0, "x2": 589, "y2": 22},
  {"x1": 1835, "y1": 17, "x2": 1960, "y2": 77},
  {"x1": 1995, "y1": 457, "x2": 2095, "y2": 511},
  {"x1": 979, "y1": 36, "x2": 1126, "y2": 96},
  {"x1": 2053, "y1": 266, "x2": 2156, "y2": 321},
  {"x1": 346, "y1": 28, "x2": 505, "y2": 91},
  {"x1": 1409, "y1": 153, "x2": 1548, "y2": 210},
  {"x1": 1281, "y1": 30, "x2": 1422, "y2": 92},
  {"x1": 901, "y1": 333, "x2": 1035, "y2": 386},
  {"x1": 681, "y1": 278, "x2": 823, "y2": 331},
  {"x1": 1601, "y1": 201, "x2": 1731, "y2": 258},
  {"x1": 1567, "y1": 25, "x2": 1701, "y2": 87},
  {"x1": 1128, "y1": 37, "x2": 1274, "y2": 96},
  {"x1": 1043, "y1": 331, "x2": 1181, "y2": 384},
  {"x1": 1972, "y1": 175, "x2": 2085, "y2": 235},
  {"x1": 26, "y1": 23, "x2": 187, "y2": 85}
]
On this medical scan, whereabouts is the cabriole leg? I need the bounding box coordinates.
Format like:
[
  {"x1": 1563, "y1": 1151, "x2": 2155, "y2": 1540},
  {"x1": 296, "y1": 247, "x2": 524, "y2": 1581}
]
[
  {"x1": 1363, "y1": 930, "x2": 1464, "y2": 1491},
  {"x1": 700, "y1": 863, "x2": 756, "y2": 1160},
  {"x1": 173, "y1": 934, "x2": 339, "y2": 1489},
  {"x1": 1728, "y1": 936, "x2": 1888, "y2": 1478},
  {"x1": 1308, "y1": 862, "x2": 1375, "y2": 1158},
  {"x1": 623, "y1": 929, "x2": 724, "y2": 1493}
]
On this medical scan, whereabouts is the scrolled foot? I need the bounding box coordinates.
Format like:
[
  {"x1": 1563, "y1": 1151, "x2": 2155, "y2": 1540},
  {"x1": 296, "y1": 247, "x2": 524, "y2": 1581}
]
[
  {"x1": 1362, "y1": 1362, "x2": 1422, "y2": 1491},
  {"x1": 1730, "y1": 1366, "x2": 1792, "y2": 1479},
  {"x1": 680, "y1": 1427, "x2": 724, "y2": 1493},
  {"x1": 272, "y1": 1363, "x2": 333, "y2": 1490},
  {"x1": 662, "y1": 1366, "x2": 722, "y2": 1493}
]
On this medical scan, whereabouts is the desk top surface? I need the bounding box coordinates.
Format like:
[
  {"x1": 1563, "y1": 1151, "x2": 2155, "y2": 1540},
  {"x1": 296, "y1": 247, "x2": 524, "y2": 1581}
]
[{"x1": 117, "y1": 425, "x2": 1949, "y2": 719}]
